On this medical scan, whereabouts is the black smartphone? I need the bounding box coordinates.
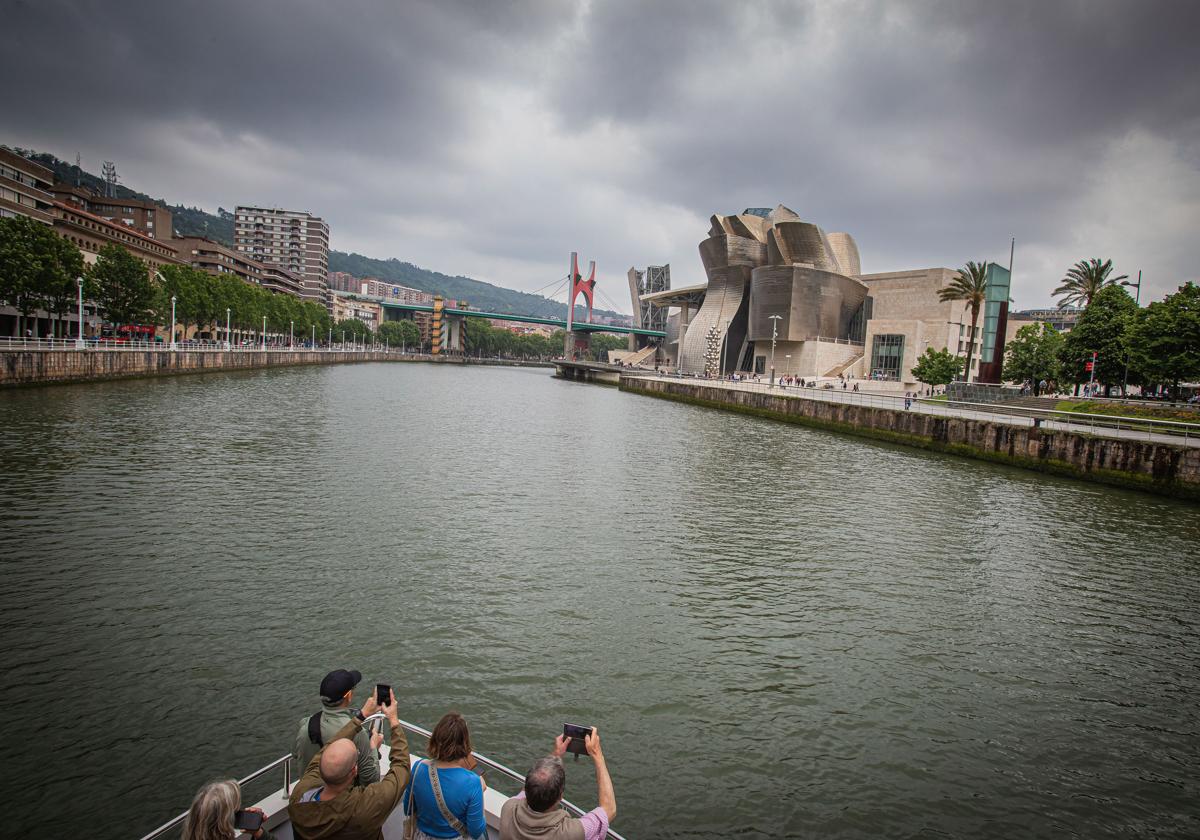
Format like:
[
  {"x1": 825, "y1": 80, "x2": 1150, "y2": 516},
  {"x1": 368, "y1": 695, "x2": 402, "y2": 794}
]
[
  {"x1": 376, "y1": 683, "x2": 391, "y2": 706},
  {"x1": 563, "y1": 723, "x2": 592, "y2": 756},
  {"x1": 233, "y1": 809, "x2": 264, "y2": 831}
]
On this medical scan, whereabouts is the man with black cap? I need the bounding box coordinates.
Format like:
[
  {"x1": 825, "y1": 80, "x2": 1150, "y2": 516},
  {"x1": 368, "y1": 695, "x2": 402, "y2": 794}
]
[{"x1": 293, "y1": 668, "x2": 381, "y2": 787}]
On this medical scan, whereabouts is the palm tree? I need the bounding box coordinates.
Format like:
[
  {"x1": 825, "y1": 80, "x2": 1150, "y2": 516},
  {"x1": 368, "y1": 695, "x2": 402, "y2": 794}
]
[
  {"x1": 939, "y1": 261, "x2": 989, "y2": 383},
  {"x1": 1053, "y1": 258, "x2": 1127, "y2": 309}
]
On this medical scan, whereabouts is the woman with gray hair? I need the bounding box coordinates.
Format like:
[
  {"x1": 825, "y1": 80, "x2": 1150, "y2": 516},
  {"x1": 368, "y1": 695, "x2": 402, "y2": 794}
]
[{"x1": 182, "y1": 779, "x2": 274, "y2": 840}]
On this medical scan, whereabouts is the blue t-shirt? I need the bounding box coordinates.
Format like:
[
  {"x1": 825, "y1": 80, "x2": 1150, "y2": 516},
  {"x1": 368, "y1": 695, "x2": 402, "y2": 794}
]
[{"x1": 402, "y1": 760, "x2": 486, "y2": 839}]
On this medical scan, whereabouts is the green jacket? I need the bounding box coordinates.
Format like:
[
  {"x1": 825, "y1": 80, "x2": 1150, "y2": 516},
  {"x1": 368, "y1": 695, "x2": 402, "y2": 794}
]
[
  {"x1": 288, "y1": 717, "x2": 411, "y2": 840},
  {"x1": 294, "y1": 704, "x2": 380, "y2": 787}
]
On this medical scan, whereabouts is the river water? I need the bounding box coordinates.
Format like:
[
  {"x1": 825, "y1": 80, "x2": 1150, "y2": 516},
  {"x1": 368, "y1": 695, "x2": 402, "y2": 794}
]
[{"x1": 1, "y1": 363, "x2": 1197, "y2": 839}]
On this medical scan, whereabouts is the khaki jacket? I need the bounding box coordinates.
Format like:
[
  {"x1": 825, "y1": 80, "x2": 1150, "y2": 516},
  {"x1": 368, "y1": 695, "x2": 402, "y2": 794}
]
[
  {"x1": 499, "y1": 797, "x2": 586, "y2": 840},
  {"x1": 288, "y1": 718, "x2": 411, "y2": 840}
]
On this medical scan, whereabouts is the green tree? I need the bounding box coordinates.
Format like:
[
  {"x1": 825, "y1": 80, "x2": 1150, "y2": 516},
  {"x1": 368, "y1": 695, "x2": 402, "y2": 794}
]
[
  {"x1": 1053, "y1": 258, "x2": 1127, "y2": 309},
  {"x1": 1059, "y1": 284, "x2": 1137, "y2": 395},
  {"x1": 0, "y1": 215, "x2": 85, "y2": 337},
  {"x1": 334, "y1": 318, "x2": 371, "y2": 344},
  {"x1": 1126, "y1": 282, "x2": 1200, "y2": 397},
  {"x1": 938, "y1": 261, "x2": 989, "y2": 383},
  {"x1": 88, "y1": 244, "x2": 158, "y2": 326},
  {"x1": 911, "y1": 347, "x2": 964, "y2": 391},
  {"x1": 587, "y1": 332, "x2": 629, "y2": 362},
  {"x1": 158, "y1": 264, "x2": 219, "y2": 340},
  {"x1": 379, "y1": 320, "x2": 420, "y2": 349},
  {"x1": 1002, "y1": 323, "x2": 1065, "y2": 390}
]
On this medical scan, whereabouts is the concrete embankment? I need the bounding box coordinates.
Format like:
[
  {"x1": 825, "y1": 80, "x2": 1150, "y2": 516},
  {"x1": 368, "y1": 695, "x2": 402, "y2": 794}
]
[
  {"x1": 620, "y1": 376, "x2": 1200, "y2": 502},
  {"x1": 0, "y1": 349, "x2": 466, "y2": 388}
]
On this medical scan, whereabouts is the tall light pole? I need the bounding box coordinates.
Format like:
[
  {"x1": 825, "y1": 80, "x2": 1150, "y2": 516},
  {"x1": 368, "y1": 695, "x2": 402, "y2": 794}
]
[
  {"x1": 261, "y1": 315, "x2": 267, "y2": 350},
  {"x1": 289, "y1": 320, "x2": 294, "y2": 348},
  {"x1": 767, "y1": 314, "x2": 782, "y2": 386},
  {"x1": 225, "y1": 308, "x2": 231, "y2": 350},
  {"x1": 75, "y1": 277, "x2": 85, "y2": 349},
  {"x1": 341, "y1": 330, "x2": 346, "y2": 350},
  {"x1": 311, "y1": 324, "x2": 316, "y2": 350},
  {"x1": 170, "y1": 295, "x2": 177, "y2": 350},
  {"x1": 328, "y1": 326, "x2": 332, "y2": 350},
  {"x1": 1120, "y1": 270, "x2": 1142, "y2": 397}
]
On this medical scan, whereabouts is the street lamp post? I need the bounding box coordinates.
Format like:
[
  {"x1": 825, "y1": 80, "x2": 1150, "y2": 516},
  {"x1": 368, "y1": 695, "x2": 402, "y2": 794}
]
[
  {"x1": 328, "y1": 327, "x2": 332, "y2": 350},
  {"x1": 311, "y1": 324, "x2": 316, "y2": 350},
  {"x1": 75, "y1": 277, "x2": 85, "y2": 349},
  {"x1": 261, "y1": 315, "x2": 267, "y2": 350},
  {"x1": 170, "y1": 295, "x2": 177, "y2": 350},
  {"x1": 767, "y1": 314, "x2": 783, "y2": 386},
  {"x1": 1120, "y1": 271, "x2": 1142, "y2": 397},
  {"x1": 289, "y1": 320, "x2": 294, "y2": 348},
  {"x1": 225, "y1": 308, "x2": 231, "y2": 350},
  {"x1": 341, "y1": 330, "x2": 346, "y2": 350}
]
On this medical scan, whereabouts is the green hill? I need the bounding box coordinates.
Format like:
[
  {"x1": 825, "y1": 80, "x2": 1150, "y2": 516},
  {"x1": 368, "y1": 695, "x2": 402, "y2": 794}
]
[{"x1": 10, "y1": 146, "x2": 628, "y2": 322}]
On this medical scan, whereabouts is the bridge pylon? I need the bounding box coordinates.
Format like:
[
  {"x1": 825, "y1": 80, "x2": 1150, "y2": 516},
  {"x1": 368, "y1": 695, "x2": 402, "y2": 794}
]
[{"x1": 564, "y1": 252, "x2": 596, "y2": 360}]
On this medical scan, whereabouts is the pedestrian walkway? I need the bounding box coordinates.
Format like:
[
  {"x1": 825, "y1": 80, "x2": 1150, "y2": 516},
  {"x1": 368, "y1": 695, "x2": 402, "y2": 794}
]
[{"x1": 629, "y1": 374, "x2": 1200, "y2": 448}]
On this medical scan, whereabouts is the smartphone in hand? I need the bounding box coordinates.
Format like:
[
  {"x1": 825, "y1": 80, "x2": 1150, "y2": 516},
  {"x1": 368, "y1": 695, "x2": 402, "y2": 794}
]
[
  {"x1": 233, "y1": 809, "x2": 264, "y2": 831},
  {"x1": 563, "y1": 723, "x2": 592, "y2": 756},
  {"x1": 376, "y1": 683, "x2": 391, "y2": 706}
]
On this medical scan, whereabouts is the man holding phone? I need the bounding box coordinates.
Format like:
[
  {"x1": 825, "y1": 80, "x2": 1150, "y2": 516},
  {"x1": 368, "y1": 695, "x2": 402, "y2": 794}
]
[
  {"x1": 293, "y1": 668, "x2": 383, "y2": 788},
  {"x1": 288, "y1": 686, "x2": 411, "y2": 840},
  {"x1": 499, "y1": 727, "x2": 617, "y2": 840}
]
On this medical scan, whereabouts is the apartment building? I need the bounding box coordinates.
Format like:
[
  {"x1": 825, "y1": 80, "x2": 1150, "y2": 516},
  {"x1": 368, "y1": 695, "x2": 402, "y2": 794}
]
[
  {"x1": 233, "y1": 206, "x2": 329, "y2": 304},
  {"x1": 52, "y1": 201, "x2": 181, "y2": 271},
  {"x1": 330, "y1": 291, "x2": 382, "y2": 328},
  {"x1": 0, "y1": 147, "x2": 55, "y2": 224},
  {"x1": 54, "y1": 185, "x2": 173, "y2": 241},
  {"x1": 172, "y1": 236, "x2": 305, "y2": 298}
]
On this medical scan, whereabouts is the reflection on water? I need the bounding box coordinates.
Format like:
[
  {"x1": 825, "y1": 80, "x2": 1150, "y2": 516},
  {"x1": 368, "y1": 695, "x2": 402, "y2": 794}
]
[{"x1": 1, "y1": 363, "x2": 1198, "y2": 839}]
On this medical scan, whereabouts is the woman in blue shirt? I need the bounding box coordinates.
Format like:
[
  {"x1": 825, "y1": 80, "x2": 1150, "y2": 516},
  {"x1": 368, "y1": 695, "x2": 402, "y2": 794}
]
[{"x1": 403, "y1": 711, "x2": 487, "y2": 839}]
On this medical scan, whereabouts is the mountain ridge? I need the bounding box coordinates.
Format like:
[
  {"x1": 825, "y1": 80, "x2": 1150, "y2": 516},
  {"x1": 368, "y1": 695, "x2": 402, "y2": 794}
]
[{"x1": 10, "y1": 146, "x2": 628, "y2": 321}]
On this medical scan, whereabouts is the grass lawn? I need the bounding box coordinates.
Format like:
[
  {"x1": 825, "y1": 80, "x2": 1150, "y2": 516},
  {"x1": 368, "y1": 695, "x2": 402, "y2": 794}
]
[{"x1": 1055, "y1": 400, "x2": 1200, "y2": 424}]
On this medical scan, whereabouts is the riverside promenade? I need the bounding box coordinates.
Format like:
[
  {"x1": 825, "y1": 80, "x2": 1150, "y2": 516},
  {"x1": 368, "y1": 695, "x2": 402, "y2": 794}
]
[
  {"x1": 620, "y1": 373, "x2": 1200, "y2": 500},
  {"x1": 0, "y1": 341, "x2": 453, "y2": 388},
  {"x1": 630, "y1": 374, "x2": 1200, "y2": 448}
]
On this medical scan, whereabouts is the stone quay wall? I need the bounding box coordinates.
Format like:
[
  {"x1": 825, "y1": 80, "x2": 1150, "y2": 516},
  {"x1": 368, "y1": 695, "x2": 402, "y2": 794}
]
[
  {"x1": 0, "y1": 349, "x2": 466, "y2": 388},
  {"x1": 621, "y1": 376, "x2": 1200, "y2": 502}
]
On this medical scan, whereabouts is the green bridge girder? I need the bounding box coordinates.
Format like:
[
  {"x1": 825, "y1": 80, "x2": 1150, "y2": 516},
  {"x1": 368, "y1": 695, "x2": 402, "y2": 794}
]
[{"x1": 377, "y1": 300, "x2": 667, "y2": 337}]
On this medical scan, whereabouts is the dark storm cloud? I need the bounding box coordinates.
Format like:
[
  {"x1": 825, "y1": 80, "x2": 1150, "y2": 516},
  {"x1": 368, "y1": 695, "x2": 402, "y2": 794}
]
[
  {"x1": 3, "y1": 0, "x2": 1197, "y2": 306},
  {"x1": 3, "y1": 0, "x2": 569, "y2": 156}
]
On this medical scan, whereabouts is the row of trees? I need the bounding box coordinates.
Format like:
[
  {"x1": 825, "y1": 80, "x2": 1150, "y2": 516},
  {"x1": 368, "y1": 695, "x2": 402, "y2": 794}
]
[
  {"x1": 1002, "y1": 282, "x2": 1199, "y2": 396},
  {"x1": 0, "y1": 215, "x2": 333, "y2": 341},
  {"x1": 920, "y1": 251, "x2": 1198, "y2": 395}
]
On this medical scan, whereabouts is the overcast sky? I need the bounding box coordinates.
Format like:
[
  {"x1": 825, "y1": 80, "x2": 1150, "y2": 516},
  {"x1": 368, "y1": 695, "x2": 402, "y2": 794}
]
[{"x1": 4, "y1": 0, "x2": 1197, "y2": 312}]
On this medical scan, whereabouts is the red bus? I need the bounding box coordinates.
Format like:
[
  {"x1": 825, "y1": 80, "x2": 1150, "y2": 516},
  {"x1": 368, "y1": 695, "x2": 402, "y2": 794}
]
[{"x1": 100, "y1": 325, "x2": 160, "y2": 343}]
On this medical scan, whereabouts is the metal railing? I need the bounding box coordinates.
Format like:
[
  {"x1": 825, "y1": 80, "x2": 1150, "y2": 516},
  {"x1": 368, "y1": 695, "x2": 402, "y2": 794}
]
[
  {"x1": 629, "y1": 373, "x2": 1200, "y2": 446},
  {"x1": 0, "y1": 336, "x2": 404, "y2": 354},
  {"x1": 136, "y1": 754, "x2": 292, "y2": 840},
  {"x1": 136, "y1": 717, "x2": 627, "y2": 840}
]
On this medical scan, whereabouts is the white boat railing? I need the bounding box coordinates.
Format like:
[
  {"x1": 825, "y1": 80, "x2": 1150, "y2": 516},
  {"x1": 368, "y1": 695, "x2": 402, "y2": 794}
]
[
  {"x1": 136, "y1": 754, "x2": 292, "y2": 840},
  {"x1": 135, "y1": 716, "x2": 628, "y2": 840}
]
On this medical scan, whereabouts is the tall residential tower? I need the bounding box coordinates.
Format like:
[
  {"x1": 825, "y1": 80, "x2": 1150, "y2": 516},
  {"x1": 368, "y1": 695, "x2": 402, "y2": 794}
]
[{"x1": 233, "y1": 206, "x2": 330, "y2": 304}]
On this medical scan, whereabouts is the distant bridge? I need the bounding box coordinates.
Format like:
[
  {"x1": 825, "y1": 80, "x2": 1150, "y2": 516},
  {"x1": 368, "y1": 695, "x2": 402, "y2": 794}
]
[{"x1": 378, "y1": 300, "x2": 667, "y2": 337}]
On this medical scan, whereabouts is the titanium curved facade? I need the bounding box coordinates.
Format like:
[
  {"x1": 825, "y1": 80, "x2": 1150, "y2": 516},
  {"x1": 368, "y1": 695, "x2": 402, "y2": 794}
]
[{"x1": 677, "y1": 205, "x2": 867, "y2": 374}]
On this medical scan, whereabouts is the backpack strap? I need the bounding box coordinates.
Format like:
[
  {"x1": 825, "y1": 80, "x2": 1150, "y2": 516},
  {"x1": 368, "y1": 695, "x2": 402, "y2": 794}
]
[{"x1": 307, "y1": 711, "x2": 324, "y2": 746}]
